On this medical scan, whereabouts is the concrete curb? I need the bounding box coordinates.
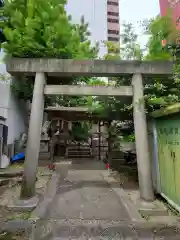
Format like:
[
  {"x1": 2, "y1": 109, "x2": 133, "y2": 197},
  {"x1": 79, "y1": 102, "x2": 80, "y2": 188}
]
[
  {"x1": 7, "y1": 196, "x2": 39, "y2": 212},
  {"x1": 28, "y1": 171, "x2": 60, "y2": 240},
  {"x1": 30, "y1": 171, "x2": 60, "y2": 220},
  {"x1": 101, "y1": 171, "x2": 180, "y2": 227},
  {"x1": 101, "y1": 171, "x2": 143, "y2": 222},
  {"x1": 30, "y1": 161, "x2": 72, "y2": 221}
]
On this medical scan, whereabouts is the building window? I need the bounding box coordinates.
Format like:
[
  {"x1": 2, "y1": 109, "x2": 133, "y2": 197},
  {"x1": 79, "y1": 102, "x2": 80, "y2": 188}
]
[
  {"x1": 108, "y1": 29, "x2": 119, "y2": 35},
  {"x1": 107, "y1": 11, "x2": 119, "y2": 17},
  {"x1": 108, "y1": 37, "x2": 119, "y2": 42},
  {"x1": 107, "y1": 18, "x2": 119, "y2": 24},
  {"x1": 107, "y1": 1, "x2": 119, "y2": 6},
  {"x1": 176, "y1": 16, "x2": 180, "y2": 25}
]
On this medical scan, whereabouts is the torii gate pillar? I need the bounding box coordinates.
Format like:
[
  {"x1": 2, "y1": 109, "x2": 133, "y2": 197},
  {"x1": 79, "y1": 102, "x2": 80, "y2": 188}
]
[
  {"x1": 132, "y1": 73, "x2": 154, "y2": 202},
  {"x1": 20, "y1": 73, "x2": 46, "y2": 199}
]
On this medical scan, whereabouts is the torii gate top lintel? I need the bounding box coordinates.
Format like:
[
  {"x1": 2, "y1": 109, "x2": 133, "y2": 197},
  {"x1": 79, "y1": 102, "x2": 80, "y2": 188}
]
[{"x1": 6, "y1": 58, "x2": 173, "y2": 77}]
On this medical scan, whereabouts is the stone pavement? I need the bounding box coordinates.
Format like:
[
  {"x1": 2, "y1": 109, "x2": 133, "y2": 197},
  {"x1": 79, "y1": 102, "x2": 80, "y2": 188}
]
[{"x1": 30, "y1": 160, "x2": 180, "y2": 239}]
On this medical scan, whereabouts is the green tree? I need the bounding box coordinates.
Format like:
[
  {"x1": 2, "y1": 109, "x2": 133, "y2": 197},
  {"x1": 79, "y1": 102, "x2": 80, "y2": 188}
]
[
  {"x1": 0, "y1": 0, "x2": 97, "y2": 59},
  {"x1": 143, "y1": 15, "x2": 172, "y2": 60},
  {"x1": 72, "y1": 122, "x2": 91, "y2": 141},
  {"x1": 0, "y1": 0, "x2": 99, "y2": 103},
  {"x1": 94, "y1": 23, "x2": 143, "y2": 121},
  {"x1": 142, "y1": 15, "x2": 180, "y2": 112},
  {"x1": 103, "y1": 41, "x2": 121, "y2": 60},
  {"x1": 99, "y1": 17, "x2": 180, "y2": 117},
  {"x1": 121, "y1": 22, "x2": 143, "y2": 60},
  {"x1": 74, "y1": 15, "x2": 90, "y2": 42},
  {"x1": 92, "y1": 17, "x2": 180, "y2": 125}
]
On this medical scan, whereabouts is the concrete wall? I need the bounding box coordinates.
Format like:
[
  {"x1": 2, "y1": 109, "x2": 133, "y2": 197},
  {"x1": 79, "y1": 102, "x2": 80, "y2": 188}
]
[
  {"x1": 0, "y1": 81, "x2": 10, "y2": 120},
  {"x1": 66, "y1": 0, "x2": 107, "y2": 58},
  {"x1": 0, "y1": 80, "x2": 27, "y2": 144},
  {"x1": 0, "y1": 50, "x2": 27, "y2": 145},
  {"x1": 0, "y1": 50, "x2": 10, "y2": 119},
  {"x1": 6, "y1": 89, "x2": 27, "y2": 144}
]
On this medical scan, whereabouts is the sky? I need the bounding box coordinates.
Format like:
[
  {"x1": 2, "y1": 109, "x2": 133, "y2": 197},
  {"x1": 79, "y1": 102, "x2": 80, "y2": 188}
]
[{"x1": 120, "y1": 0, "x2": 160, "y2": 48}]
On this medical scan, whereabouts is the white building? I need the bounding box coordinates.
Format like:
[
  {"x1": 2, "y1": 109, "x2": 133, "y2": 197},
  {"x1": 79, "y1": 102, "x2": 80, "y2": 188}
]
[{"x1": 0, "y1": 51, "x2": 27, "y2": 167}]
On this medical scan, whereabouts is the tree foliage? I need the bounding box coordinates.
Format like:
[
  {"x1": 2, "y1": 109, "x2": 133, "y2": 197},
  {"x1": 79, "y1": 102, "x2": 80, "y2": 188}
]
[
  {"x1": 90, "y1": 16, "x2": 180, "y2": 129},
  {"x1": 72, "y1": 122, "x2": 91, "y2": 141},
  {"x1": 142, "y1": 15, "x2": 180, "y2": 112},
  {"x1": 121, "y1": 22, "x2": 143, "y2": 60},
  {"x1": 0, "y1": 0, "x2": 100, "y2": 103},
  {"x1": 103, "y1": 41, "x2": 121, "y2": 60},
  {"x1": 91, "y1": 23, "x2": 143, "y2": 121},
  {"x1": 0, "y1": 0, "x2": 98, "y2": 59},
  {"x1": 144, "y1": 15, "x2": 173, "y2": 60}
]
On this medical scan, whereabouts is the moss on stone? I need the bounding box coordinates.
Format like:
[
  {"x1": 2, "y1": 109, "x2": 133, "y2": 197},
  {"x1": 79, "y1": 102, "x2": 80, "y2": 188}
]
[
  {"x1": 151, "y1": 103, "x2": 180, "y2": 118},
  {"x1": 20, "y1": 177, "x2": 36, "y2": 200}
]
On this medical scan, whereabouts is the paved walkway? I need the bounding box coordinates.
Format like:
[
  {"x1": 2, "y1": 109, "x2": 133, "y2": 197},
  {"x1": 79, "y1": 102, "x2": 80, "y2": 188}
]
[{"x1": 31, "y1": 160, "x2": 180, "y2": 239}]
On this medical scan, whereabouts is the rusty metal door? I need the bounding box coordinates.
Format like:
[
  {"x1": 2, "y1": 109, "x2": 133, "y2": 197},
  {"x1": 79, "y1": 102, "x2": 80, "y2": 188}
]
[
  {"x1": 172, "y1": 145, "x2": 180, "y2": 207},
  {"x1": 156, "y1": 119, "x2": 177, "y2": 204},
  {"x1": 169, "y1": 121, "x2": 180, "y2": 207}
]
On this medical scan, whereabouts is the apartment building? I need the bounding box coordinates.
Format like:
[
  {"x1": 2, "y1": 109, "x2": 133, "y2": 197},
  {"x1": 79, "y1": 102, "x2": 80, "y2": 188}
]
[
  {"x1": 107, "y1": 0, "x2": 120, "y2": 43},
  {"x1": 66, "y1": 0, "x2": 120, "y2": 58},
  {"x1": 159, "y1": 0, "x2": 180, "y2": 27}
]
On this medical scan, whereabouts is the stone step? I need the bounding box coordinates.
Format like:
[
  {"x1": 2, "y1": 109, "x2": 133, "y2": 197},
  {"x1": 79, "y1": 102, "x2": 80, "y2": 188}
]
[
  {"x1": 68, "y1": 147, "x2": 91, "y2": 150},
  {"x1": 0, "y1": 178, "x2": 10, "y2": 186},
  {"x1": 67, "y1": 151, "x2": 91, "y2": 154},
  {"x1": 68, "y1": 151, "x2": 91, "y2": 154},
  {"x1": 68, "y1": 149, "x2": 91, "y2": 152},
  {"x1": 68, "y1": 156, "x2": 92, "y2": 158},
  {"x1": 68, "y1": 144, "x2": 90, "y2": 146},
  {"x1": 67, "y1": 154, "x2": 91, "y2": 157},
  {"x1": 67, "y1": 145, "x2": 92, "y2": 159},
  {"x1": 0, "y1": 176, "x2": 22, "y2": 187},
  {"x1": 68, "y1": 148, "x2": 91, "y2": 151},
  {"x1": 0, "y1": 170, "x2": 23, "y2": 178},
  {"x1": 67, "y1": 155, "x2": 92, "y2": 158},
  {"x1": 67, "y1": 153, "x2": 91, "y2": 156},
  {"x1": 39, "y1": 152, "x2": 50, "y2": 160}
]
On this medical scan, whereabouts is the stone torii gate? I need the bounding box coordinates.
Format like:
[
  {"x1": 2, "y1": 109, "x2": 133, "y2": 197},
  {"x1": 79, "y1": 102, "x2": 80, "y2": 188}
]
[{"x1": 6, "y1": 58, "x2": 173, "y2": 204}]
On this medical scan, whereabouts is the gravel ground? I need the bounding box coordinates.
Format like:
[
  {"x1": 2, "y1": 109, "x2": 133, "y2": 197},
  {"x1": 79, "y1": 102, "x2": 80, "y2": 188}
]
[{"x1": 0, "y1": 164, "x2": 52, "y2": 239}]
